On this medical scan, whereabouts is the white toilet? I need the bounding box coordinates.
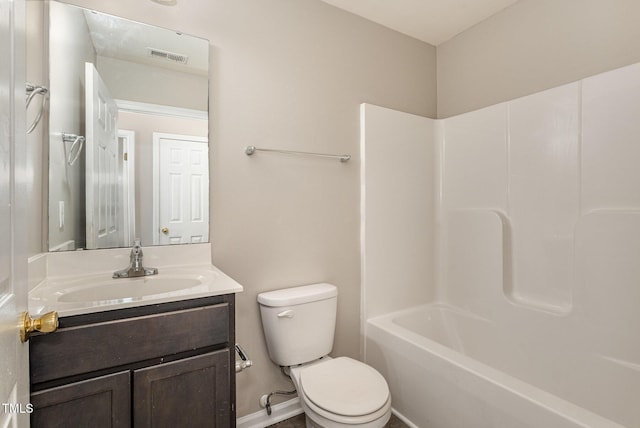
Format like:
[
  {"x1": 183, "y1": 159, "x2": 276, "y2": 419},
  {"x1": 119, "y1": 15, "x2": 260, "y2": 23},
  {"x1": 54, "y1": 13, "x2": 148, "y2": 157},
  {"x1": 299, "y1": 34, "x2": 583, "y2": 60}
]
[{"x1": 258, "y1": 283, "x2": 391, "y2": 428}]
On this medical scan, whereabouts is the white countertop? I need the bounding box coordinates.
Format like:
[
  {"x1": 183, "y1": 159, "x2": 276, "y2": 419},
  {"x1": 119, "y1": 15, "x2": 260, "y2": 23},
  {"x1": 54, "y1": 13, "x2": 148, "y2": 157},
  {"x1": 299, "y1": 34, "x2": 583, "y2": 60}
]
[{"x1": 28, "y1": 244, "x2": 243, "y2": 317}]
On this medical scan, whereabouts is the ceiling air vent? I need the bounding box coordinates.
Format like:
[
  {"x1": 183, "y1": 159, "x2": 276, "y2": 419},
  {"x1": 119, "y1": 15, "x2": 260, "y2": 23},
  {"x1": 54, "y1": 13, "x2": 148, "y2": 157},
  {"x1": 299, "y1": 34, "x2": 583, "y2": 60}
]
[{"x1": 147, "y1": 47, "x2": 189, "y2": 65}]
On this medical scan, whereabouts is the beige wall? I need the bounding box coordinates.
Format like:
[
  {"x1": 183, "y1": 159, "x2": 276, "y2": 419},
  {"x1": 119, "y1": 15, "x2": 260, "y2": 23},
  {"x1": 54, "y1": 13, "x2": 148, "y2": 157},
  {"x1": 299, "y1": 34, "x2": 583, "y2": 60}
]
[
  {"x1": 60, "y1": 0, "x2": 437, "y2": 417},
  {"x1": 437, "y1": 0, "x2": 640, "y2": 118}
]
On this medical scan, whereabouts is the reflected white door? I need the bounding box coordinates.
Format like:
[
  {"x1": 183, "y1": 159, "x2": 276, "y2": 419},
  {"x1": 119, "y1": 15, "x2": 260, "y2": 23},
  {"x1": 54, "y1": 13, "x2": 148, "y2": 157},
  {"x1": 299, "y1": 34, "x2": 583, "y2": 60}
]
[
  {"x1": 85, "y1": 62, "x2": 122, "y2": 249},
  {"x1": 152, "y1": 133, "x2": 209, "y2": 245},
  {"x1": 0, "y1": 0, "x2": 30, "y2": 426}
]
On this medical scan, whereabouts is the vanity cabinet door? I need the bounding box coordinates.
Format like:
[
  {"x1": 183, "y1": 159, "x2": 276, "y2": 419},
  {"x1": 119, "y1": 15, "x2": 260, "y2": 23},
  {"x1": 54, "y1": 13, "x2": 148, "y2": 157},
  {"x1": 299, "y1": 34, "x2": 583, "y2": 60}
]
[
  {"x1": 133, "y1": 350, "x2": 230, "y2": 427},
  {"x1": 31, "y1": 371, "x2": 131, "y2": 428}
]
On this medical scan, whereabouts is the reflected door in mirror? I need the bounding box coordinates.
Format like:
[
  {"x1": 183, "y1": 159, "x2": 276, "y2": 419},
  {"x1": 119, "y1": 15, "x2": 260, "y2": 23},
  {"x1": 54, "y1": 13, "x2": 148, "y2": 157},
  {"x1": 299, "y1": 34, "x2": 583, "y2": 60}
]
[
  {"x1": 85, "y1": 63, "x2": 123, "y2": 249},
  {"x1": 153, "y1": 133, "x2": 209, "y2": 245}
]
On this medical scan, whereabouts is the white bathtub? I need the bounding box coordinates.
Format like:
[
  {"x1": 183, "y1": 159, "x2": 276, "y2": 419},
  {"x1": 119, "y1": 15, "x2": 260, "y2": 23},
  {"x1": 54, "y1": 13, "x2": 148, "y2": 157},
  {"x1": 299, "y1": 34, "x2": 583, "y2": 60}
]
[{"x1": 365, "y1": 304, "x2": 638, "y2": 428}]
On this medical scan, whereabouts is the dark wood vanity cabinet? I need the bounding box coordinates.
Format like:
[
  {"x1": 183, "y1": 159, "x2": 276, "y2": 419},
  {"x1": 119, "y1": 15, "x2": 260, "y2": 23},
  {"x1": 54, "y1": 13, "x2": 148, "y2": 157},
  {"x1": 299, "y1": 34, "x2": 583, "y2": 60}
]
[{"x1": 29, "y1": 295, "x2": 236, "y2": 428}]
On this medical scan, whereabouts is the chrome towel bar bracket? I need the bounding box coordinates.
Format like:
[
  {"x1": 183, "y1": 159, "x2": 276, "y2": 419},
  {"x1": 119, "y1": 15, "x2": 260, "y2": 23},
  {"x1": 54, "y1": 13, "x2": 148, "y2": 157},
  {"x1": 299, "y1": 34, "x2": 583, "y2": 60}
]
[
  {"x1": 26, "y1": 82, "x2": 48, "y2": 134},
  {"x1": 62, "y1": 133, "x2": 86, "y2": 166}
]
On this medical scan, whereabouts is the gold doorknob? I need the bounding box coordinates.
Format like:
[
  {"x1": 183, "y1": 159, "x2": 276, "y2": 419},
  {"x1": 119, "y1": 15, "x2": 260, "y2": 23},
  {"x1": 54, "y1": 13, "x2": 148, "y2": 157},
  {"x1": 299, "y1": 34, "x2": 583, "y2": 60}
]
[
  {"x1": 20, "y1": 311, "x2": 58, "y2": 343},
  {"x1": 161, "y1": 227, "x2": 169, "y2": 234}
]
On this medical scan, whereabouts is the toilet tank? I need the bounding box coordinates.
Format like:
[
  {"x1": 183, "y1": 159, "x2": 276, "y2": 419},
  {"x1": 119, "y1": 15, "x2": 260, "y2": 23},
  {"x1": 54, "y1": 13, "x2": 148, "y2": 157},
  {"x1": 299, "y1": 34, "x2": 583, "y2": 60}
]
[{"x1": 258, "y1": 283, "x2": 338, "y2": 367}]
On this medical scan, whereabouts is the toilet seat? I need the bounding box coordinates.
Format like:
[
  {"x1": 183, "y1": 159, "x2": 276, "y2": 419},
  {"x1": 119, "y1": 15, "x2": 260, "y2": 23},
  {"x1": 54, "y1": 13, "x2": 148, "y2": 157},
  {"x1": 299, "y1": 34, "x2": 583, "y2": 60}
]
[
  {"x1": 303, "y1": 394, "x2": 391, "y2": 426},
  {"x1": 299, "y1": 357, "x2": 390, "y2": 423}
]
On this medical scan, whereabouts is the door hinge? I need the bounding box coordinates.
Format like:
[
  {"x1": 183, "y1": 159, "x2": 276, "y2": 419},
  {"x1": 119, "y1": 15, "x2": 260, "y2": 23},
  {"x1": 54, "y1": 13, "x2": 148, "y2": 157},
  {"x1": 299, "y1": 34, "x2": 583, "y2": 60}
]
[{"x1": 123, "y1": 152, "x2": 128, "y2": 161}]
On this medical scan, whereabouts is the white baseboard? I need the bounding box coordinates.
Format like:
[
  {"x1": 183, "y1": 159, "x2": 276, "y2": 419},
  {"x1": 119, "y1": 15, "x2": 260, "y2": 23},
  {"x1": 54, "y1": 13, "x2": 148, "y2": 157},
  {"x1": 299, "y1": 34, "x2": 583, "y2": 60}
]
[
  {"x1": 237, "y1": 398, "x2": 304, "y2": 428},
  {"x1": 49, "y1": 239, "x2": 75, "y2": 252}
]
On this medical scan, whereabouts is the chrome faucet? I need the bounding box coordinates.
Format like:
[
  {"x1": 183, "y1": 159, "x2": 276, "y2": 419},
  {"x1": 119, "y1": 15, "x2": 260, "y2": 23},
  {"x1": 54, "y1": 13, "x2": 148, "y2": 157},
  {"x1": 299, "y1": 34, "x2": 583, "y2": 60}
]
[{"x1": 113, "y1": 239, "x2": 158, "y2": 278}]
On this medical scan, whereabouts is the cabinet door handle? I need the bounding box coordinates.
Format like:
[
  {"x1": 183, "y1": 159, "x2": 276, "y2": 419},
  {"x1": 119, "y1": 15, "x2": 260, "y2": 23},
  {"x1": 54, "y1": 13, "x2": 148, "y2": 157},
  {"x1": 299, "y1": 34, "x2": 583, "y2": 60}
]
[{"x1": 20, "y1": 311, "x2": 58, "y2": 342}]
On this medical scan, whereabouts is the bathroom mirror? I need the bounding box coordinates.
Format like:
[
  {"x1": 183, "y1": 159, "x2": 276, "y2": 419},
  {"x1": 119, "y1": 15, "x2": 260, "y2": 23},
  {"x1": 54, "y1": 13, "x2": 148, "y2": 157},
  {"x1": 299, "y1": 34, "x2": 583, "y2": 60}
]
[{"x1": 47, "y1": 1, "x2": 210, "y2": 251}]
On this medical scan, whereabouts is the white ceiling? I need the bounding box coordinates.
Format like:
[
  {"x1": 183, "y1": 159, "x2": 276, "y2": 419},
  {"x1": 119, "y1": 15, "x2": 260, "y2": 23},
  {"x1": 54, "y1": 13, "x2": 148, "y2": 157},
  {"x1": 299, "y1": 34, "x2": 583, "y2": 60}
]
[
  {"x1": 83, "y1": 9, "x2": 209, "y2": 76},
  {"x1": 319, "y1": 0, "x2": 519, "y2": 46}
]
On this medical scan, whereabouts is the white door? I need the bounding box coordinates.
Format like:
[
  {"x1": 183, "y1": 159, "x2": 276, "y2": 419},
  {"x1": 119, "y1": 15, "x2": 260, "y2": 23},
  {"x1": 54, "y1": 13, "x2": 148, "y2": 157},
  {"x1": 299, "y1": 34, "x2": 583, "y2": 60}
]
[
  {"x1": 0, "y1": 0, "x2": 30, "y2": 426},
  {"x1": 152, "y1": 133, "x2": 209, "y2": 245},
  {"x1": 85, "y1": 62, "x2": 122, "y2": 249}
]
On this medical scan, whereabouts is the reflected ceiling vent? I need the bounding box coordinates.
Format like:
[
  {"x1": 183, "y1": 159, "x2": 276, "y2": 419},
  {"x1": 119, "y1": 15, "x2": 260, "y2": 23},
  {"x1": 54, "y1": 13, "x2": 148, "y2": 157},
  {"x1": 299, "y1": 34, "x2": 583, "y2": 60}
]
[{"x1": 147, "y1": 47, "x2": 189, "y2": 65}]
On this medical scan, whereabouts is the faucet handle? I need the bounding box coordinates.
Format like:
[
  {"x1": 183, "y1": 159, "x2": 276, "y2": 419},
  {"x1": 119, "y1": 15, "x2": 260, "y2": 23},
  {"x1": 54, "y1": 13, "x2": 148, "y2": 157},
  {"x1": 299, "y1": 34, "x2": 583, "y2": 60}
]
[{"x1": 131, "y1": 239, "x2": 143, "y2": 260}]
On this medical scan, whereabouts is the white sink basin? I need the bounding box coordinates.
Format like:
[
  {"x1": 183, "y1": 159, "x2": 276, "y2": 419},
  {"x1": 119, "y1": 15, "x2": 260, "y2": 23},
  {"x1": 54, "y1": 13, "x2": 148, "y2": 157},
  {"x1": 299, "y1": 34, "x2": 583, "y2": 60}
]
[
  {"x1": 57, "y1": 276, "x2": 205, "y2": 302},
  {"x1": 47, "y1": 268, "x2": 219, "y2": 303},
  {"x1": 29, "y1": 264, "x2": 243, "y2": 317}
]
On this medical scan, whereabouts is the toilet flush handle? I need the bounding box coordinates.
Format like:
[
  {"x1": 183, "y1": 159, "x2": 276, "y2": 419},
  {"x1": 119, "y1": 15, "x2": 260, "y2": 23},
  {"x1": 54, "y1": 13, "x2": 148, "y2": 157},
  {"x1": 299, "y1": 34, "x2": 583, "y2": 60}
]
[{"x1": 277, "y1": 310, "x2": 294, "y2": 318}]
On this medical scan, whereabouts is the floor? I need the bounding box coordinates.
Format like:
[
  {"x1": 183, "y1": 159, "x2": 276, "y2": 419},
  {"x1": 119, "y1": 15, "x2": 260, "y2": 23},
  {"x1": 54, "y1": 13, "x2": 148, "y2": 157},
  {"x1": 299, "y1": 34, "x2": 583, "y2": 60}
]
[{"x1": 267, "y1": 412, "x2": 409, "y2": 428}]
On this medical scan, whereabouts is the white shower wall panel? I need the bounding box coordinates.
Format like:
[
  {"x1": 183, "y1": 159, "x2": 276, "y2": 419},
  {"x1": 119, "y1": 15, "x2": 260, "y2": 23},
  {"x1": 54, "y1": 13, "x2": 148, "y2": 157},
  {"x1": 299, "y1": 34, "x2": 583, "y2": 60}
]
[
  {"x1": 360, "y1": 104, "x2": 436, "y2": 319},
  {"x1": 439, "y1": 104, "x2": 509, "y2": 315},
  {"x1": 441, "y1": 104, "x2": 508, "y2": 211},
  {"x1": 440, "y1": 81, "x2": 584, "y2": 313},
  {"x1": 444, "y1": 210, "x2": 504, "y2": 316},
  {"x1": 575, "y1": 212, "x2": 640, "y2": 355},
  {"x1": 361, "y1": 62, "x2": 640, "y2": 322},
  {"x1": 434, "y1": 64, "x2": 640, "y2": 424},
  {"x1": 576, "y1": 63, "x2": 640, "y2": 390},
  {"x1": 436, "y1": 62, "x2": 640, "y2": 395},
  {"x1": 506, "y1": 83, "x2": 580, "y2": 311},
  {"x1": 582, "y1": 62, "x2": 640, "y2": 211}
]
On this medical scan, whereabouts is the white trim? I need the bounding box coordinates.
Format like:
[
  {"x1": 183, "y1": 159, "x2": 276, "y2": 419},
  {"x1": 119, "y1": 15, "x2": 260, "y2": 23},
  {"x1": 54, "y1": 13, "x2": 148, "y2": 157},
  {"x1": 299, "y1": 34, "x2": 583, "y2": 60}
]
[
  {"x1": 115, "y1": 99, "x2": 207, "y2": 120},
  {"x1": 152, "y1": 136, "x2": 160, "y2": 245},
  {"x1": 359, "y1": 103, "x2": 368, "y2": 361},
  {"x1": 118, "y1": 130, "x2": 136, "y2": 247},
  {"x1": 236, "y1": 398, "x2": 303, "y2": 428}
]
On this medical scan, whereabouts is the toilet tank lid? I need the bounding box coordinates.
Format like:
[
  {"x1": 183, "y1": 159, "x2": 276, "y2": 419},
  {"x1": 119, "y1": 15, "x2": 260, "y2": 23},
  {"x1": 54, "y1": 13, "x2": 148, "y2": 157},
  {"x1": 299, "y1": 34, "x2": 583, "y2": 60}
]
[{"x1": 257, "y1": 283, "x2": 337, "y2": 307}]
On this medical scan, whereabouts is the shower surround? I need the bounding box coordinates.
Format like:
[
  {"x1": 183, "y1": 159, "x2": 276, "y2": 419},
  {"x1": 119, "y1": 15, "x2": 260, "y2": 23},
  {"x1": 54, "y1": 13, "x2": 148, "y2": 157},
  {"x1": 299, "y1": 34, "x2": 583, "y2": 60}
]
[{"x1": 361, "y1": 62, "x2": 640, "y2": 427}]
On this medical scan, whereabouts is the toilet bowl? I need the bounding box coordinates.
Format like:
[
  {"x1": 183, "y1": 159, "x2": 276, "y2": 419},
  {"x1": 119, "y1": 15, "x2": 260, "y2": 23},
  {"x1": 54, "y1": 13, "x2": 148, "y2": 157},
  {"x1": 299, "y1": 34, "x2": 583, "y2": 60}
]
[
  {"x1": 257, "y1": 284, "x2": 392, "y2": 428},
  {"x1": 290, "y1": 357, "x2": 391, "y2": 428}
]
